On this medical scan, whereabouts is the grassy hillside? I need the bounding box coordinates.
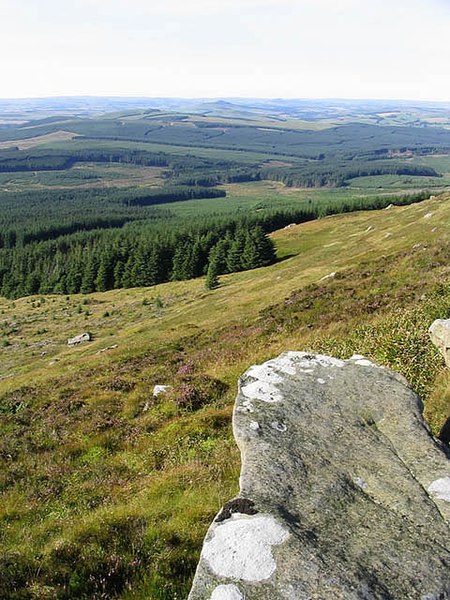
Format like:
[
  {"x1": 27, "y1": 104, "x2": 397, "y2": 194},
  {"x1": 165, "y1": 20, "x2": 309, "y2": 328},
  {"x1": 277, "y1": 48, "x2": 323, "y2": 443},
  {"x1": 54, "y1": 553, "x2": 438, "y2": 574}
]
[{"x1": 1, "y1": 194, "x2": 450, "y2": 599}]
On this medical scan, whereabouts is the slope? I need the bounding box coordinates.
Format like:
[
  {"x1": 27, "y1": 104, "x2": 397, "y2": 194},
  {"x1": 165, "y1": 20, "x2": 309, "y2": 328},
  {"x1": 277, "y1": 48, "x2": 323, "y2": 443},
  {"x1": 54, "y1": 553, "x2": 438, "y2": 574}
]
[{"x1": 1, "y1": 193, "x2": 450, "y2": 599}]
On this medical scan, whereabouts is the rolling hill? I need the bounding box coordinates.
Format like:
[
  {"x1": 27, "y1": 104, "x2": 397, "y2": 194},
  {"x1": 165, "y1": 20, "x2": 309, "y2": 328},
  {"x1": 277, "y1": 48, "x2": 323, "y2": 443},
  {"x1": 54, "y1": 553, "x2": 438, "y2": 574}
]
[{"x1": 1, "y1": 193, "x2": 449, "y2": 599}]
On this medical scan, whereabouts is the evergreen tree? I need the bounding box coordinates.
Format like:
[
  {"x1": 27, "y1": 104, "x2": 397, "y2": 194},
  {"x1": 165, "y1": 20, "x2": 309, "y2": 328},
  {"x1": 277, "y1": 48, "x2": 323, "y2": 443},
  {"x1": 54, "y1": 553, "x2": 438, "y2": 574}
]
[
  {"x1": 251, "y1": 226, "x2": 277, "y2": 267},
  {"x1": 113, "y1": 260, "x2": 125, "y2": 288},
  {"x1": 80, "y1": 256, "x2": 98, "y2": 294},
  {"x1": 95, "y1": 252, "x2": 114, "y2": 292},
  {"x1": 226, "y1": 228, "x2": 246, "y2": 272},
  {"x1": 66, "y1": 262, "x2": 83, "y2": 294},
  {"x1": 205, "y1": 258, "x2": 220, "y2": 290}
]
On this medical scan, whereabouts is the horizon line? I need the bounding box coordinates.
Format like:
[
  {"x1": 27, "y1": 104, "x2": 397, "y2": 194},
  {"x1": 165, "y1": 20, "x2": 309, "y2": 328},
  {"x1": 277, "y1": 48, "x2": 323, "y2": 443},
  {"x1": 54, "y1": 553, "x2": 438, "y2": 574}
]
[{"x1": 0, "y1": 94, "x2": 450, "y2": 104}]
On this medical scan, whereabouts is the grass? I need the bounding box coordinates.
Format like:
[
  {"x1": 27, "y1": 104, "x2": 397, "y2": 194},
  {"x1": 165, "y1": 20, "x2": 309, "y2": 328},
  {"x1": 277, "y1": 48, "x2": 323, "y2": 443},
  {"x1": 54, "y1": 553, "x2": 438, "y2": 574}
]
[
  {"x1": 0, "y1": 163, "x2": 165, "y2": 192},
  {"x1": 39, "y1": 137, "x2": 295, "y2": 164},
  {"x1": 0, "y1": 193, "x2": 450, "y2": 599}
]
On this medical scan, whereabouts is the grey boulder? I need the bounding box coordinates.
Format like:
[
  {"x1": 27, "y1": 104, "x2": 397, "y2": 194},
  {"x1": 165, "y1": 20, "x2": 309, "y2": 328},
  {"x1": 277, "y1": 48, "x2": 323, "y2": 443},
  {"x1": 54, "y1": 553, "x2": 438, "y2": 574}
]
[
  {"x1": 430, "y1": 319, "x2": 450, "y2": 367},
  {"x1": 188, "y1": 352, "x2": 450, "y2": 600}
]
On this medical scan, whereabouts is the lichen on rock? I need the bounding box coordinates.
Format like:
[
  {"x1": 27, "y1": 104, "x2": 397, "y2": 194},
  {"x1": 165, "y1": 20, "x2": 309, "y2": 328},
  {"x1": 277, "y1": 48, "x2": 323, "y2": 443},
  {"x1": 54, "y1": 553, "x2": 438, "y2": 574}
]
[{"x1": 188, "y1": 352, "x2": 450, "y2": 599}]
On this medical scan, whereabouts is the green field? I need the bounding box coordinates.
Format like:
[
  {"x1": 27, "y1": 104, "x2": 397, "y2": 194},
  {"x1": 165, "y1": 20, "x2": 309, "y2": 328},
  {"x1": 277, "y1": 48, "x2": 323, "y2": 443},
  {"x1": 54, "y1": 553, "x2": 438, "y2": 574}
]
[{"x1": 0, "y1": 163, "x2": 165, "y2": 191}]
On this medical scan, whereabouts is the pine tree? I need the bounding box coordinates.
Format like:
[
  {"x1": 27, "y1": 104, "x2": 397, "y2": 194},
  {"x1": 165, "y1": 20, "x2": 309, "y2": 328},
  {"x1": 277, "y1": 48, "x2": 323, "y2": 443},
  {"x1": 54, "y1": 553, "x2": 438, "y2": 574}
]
[
  {"x1": 205, "y1": 259, "x2": 220, "y2": 289},
  {"x1": 226, "y1": 229, "x2": 246, "y2": 272},
  {"x1": 113, "y1": 260, "x2": 125, "y2": 288},
  {"x1": 252, "y1": 226, "x2": 277, "y2": 267},
  {"x1": 209, "y1": 236, "x2": 230, "y2": 275},
  {"x1": 80, "y1": 255, "x2": 98, "y2": 294},
  {"x1": 95, "y1": 252, "x2": 114, "y2": 292}
]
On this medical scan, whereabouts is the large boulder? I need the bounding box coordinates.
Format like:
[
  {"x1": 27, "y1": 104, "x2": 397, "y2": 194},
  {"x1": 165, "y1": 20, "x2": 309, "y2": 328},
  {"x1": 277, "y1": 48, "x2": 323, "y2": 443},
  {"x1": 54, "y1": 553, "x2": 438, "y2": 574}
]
[
  {"x1": 188, "y1": 352, "x2": 450, "y2": 600},
  {"x1": 429, "y1": 319, "x2": 450, "y2": 368}
]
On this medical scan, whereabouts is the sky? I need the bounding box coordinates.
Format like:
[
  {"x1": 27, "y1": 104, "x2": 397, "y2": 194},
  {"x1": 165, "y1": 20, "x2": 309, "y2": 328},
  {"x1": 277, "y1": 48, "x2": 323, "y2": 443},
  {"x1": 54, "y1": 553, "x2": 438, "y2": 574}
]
[{"x1": 0, "y1": 0, "x2": 449, "y2": 101}]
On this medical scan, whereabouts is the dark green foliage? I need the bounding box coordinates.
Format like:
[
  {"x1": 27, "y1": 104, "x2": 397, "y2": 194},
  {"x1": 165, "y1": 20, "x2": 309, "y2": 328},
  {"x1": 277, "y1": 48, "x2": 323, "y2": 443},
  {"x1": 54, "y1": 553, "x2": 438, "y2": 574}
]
[
  {"x1": 241, "y1": 226, "x2": 276, "y2": 270},
  {"x1": 123, "y1": 187, "x2": 226, "y2": 207},
  {"x1": 260, "y1": 162, "x2": 440, "y2": 188},
  {"x1": 0, "y1": 188, "x2": 431, "y2": 299},
  {"x1": 205, "y1": 260, "x2": 220, "y2": 290}
]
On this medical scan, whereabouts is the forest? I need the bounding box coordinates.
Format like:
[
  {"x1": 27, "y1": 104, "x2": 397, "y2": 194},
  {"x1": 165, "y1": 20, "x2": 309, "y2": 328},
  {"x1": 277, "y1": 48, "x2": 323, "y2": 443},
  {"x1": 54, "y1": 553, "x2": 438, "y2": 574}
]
[{"x1": 0, "y1": 106, "x2": 449, "y2": 299}]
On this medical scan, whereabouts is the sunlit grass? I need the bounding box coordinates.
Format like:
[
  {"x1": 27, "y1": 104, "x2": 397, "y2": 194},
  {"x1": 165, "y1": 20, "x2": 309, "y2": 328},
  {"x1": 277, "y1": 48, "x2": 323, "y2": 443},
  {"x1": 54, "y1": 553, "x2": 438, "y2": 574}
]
[{"x1": 1, "y1": 193, "x2": 449, "y2": 598}]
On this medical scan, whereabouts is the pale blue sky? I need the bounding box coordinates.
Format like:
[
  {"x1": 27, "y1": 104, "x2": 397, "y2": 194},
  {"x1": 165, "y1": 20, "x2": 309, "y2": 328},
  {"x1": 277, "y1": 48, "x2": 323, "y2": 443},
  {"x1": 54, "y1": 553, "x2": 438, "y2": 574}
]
[{"x1": 0, "y1": 0, "x2": 449, "y2": 100}]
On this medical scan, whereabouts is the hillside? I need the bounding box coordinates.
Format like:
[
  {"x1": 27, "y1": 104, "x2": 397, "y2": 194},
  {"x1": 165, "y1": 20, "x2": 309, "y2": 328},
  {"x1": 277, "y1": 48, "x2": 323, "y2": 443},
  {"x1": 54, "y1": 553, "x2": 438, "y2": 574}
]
[{"x1": 1, "y1": 193, "x2": 450, "y2": 599}]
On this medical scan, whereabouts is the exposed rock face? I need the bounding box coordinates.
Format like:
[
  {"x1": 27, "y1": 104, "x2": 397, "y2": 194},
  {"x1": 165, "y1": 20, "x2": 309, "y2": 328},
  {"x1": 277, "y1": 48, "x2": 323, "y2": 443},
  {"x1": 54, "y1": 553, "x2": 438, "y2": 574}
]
[
  {"x1": 430, "y1": 319, "x2": 450, "y2": 367},
  {"x1": 188, "y1": 352, "x2": 450, "y2": 600}
]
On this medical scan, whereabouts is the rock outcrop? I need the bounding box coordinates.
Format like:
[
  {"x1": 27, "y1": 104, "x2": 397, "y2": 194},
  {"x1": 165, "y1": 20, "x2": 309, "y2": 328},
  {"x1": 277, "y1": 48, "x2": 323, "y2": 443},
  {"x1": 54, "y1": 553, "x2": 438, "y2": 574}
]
[
  {"x1": 67, "y1": 332, "x2": 91, "y2": 346},
  {"x1": 188, "y1": 352, "x2": 450, "y2": 600},
  {"x1": 430, "y1": 319, "x2": 450, "y2": 368}
]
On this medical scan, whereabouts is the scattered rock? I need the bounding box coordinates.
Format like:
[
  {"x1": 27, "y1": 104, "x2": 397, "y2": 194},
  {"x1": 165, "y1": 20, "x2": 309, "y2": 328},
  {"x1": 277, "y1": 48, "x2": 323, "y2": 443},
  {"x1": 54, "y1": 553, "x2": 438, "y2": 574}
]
[
  {"x1": 319, "y1": 271, "x2": 336, "y2": 281},
  {"x1": 424, "y1": 212, "x2": 433, "y2": 219},
  {"x1": 96, "y1": 344, "x2": 118, "y2": 355},
  {"x1": 189, "y1": 352, "x2": 450, "y2": 599},
  {"x1": 67, "y1": 332, "x2": 91, "y2": 346},
  {"x1": 429, "y1": 319, "x2": 450, "y2": 367},
  {"x1": 283, "y1": 223, "x2": 297, "y2": 229},
  {"x1": 153, "y1": 384, "x2": 172, "y2": 397},
  {"x1": 385, "y1": 203, "x2": 394, "y2": 209},
  {"x1": 143, "y1": 384, "x2": 173, "y2": 412}
]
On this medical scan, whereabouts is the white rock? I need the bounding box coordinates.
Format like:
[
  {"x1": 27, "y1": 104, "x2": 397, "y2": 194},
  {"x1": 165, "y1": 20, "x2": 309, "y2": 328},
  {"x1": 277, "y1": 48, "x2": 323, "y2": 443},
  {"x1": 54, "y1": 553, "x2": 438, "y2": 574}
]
[
  {"x1": 354, "y1": 359, "x2": 375, "y2": 367},
  {"x1": 429, "y1": 319, "x2": 450, "y2": 367},
  {"x1": 428, "y1": 477, "x2": 450, "y2": 503},
  {"x1": 249, "y1": 421, "x2": 260, "y2": 431},
  {"x1": 320, "y1": 271, "x2": 336, "y2": 282},
  {"x1": 209, "y1": 584, "x2": 245, "y2": 600},
  {"x1": 202, "y1": 514, "x2": 289, "y2": 581},
  {"x1": 67, "y1": 332, "x2": 91, "y2": 346},
  {"x1": 153, "y1": 385, "x2": 172, "y2": 397}
]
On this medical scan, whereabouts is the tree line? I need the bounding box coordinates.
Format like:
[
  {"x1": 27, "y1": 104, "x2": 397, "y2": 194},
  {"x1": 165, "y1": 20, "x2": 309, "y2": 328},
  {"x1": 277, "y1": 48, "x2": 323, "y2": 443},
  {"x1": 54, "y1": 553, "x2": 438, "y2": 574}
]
[
  {"x1": 0, "y1": 222, "x2": 276, "y2": 298},
  {"x1": 0, "y1": 190, "x2": 431, "y2": 299}
]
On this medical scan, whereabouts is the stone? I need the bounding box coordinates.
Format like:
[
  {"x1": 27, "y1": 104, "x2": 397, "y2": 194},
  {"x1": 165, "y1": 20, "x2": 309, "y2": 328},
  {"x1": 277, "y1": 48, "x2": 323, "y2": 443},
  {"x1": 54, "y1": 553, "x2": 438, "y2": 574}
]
[
  {"x1": 67, "y1": 332, "x2": 91, "y2": 346},
  {"x1": 209, "y1": 584, "x2": 244, "y2": 600},
  {"x1": 189, "y1": 352, "x2": 450, "y2": 600},
  {"x1": 153, "y1": 384, "x2": 172, "y2": 397},
  {"x1": 319, "y1": 271, "x2": 336, "y2": 282},
  {"x1": 143, "y1": 385, "x2": 173, "y2": 412},
  {"x1": 429, "y1": 319, "x2": 450, "y2": 367}
]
